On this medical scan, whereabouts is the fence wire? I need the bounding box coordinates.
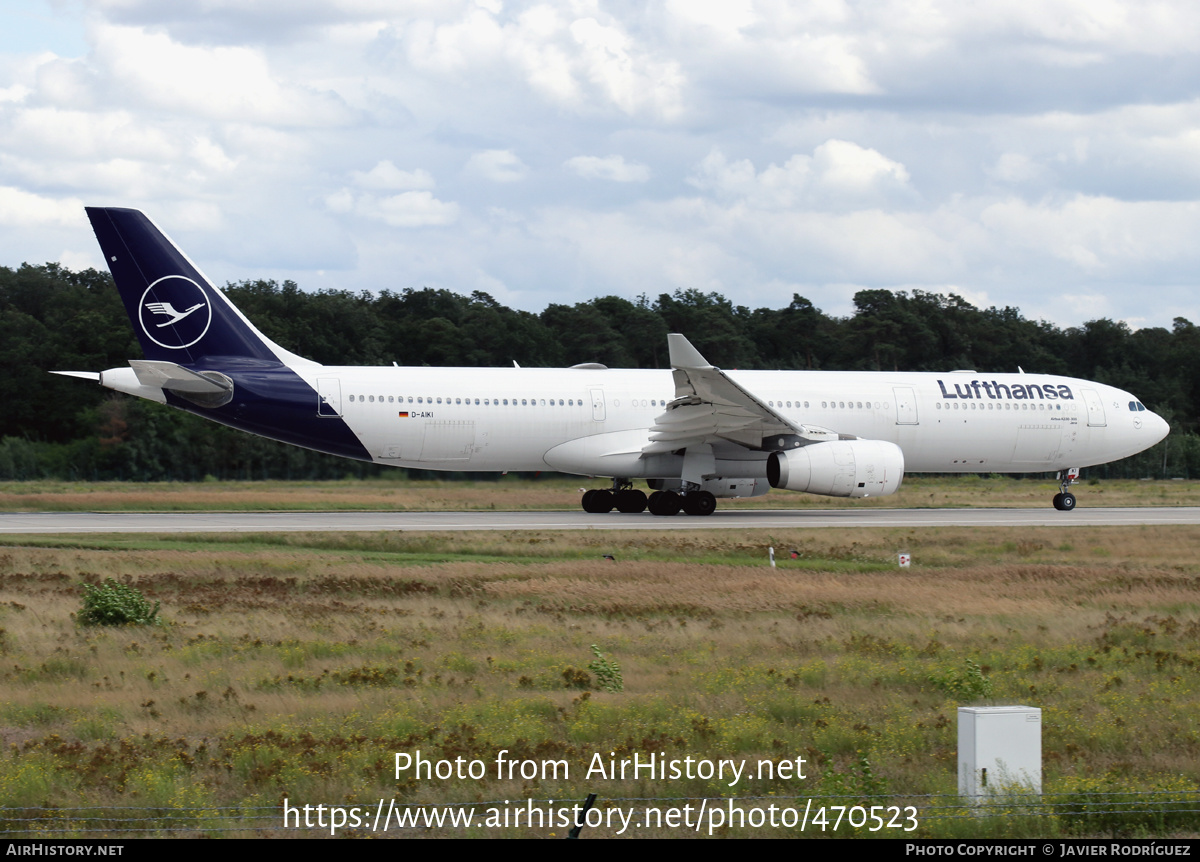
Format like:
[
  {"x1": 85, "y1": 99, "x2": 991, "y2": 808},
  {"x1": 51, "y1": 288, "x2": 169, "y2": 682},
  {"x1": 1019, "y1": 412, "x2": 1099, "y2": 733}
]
[{"x1": 1, "y1": 790, "x2": 1197, "y2": 837}]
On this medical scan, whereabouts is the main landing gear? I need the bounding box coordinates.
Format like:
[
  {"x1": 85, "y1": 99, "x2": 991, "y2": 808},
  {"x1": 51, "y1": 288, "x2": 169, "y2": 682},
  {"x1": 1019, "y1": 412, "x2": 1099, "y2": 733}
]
[
  {"x1": 581, "y1": 482, "x2": 648, "y2": 514},
  {"x1": 647, "y1": 489, "x2": 715, "y2": 516},
  {"x1": 580, "y1": 482, "x2": 717, "y2": 516},
  {"x1": 1052, "y1": 468, "x2": 1080, "y2": 511}
]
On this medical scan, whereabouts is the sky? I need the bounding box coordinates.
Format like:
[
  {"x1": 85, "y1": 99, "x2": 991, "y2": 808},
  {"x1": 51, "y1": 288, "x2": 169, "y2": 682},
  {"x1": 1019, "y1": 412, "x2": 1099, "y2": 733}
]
[{"x1": 3, "y1": 0, "x2": 1200, "y2": 331}]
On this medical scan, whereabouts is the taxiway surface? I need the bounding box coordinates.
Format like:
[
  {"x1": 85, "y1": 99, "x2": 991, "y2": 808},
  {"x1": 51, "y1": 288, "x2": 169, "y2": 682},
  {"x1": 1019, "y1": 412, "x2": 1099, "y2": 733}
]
[{"x1": 2, "y1": 508, "x2": 1199, "y2": 533}]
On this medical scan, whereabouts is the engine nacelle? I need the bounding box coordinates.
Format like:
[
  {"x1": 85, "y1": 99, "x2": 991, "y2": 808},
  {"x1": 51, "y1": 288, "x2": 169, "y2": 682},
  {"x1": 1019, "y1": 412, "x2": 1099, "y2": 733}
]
[{"x1": 767, "y1": 439, "x2": 904, "y2": 498}]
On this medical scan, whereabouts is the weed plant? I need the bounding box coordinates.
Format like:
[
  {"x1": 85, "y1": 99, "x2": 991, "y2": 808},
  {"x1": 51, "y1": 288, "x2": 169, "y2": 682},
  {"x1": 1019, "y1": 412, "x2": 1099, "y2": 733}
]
[
  {"x1": 587, "y1": 645, "x2": 623, "y2": 693},
  {"x1": 77, "y1": 579, "x2": 161, "y2": 627}
]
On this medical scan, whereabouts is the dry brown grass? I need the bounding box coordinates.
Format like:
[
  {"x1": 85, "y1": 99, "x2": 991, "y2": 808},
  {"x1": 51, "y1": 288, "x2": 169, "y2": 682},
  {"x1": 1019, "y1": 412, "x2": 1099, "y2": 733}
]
[
  {"x1": 0, "y1": 527, "x2": 1196, "y2": 837},
  {"x1": 2, "y1": 475, "x2": 1199, "y2": 512}
]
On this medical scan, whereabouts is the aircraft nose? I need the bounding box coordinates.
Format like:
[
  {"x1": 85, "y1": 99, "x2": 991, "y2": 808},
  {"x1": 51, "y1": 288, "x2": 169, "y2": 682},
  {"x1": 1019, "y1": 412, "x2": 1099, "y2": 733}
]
[{"x1": 1146, "y1": 410, "x2": 1170, "y2": 444}]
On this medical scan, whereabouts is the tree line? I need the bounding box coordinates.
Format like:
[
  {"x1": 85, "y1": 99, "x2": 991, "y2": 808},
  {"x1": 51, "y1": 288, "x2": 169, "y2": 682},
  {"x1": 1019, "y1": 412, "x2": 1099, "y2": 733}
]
[{"x1": 1, "y1": 262, "x2": 1196, "y2": 482}]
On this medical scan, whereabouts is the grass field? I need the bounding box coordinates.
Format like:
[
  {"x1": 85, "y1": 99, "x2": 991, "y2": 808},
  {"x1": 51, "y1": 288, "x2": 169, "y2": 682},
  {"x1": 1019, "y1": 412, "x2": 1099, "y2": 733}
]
[
  {"x1": 1, "y1": 474, "x2": 1199, "y2": 512},
  {"x1": 0, "y1": 517, "x2": 1197, "y2": 838}
]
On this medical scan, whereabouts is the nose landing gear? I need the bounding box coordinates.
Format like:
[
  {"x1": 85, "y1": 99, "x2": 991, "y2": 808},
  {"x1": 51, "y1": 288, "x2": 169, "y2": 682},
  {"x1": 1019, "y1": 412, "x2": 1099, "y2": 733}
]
[{"x1": 1053, "y1": 468, "x2": 1080, "y2": 511}]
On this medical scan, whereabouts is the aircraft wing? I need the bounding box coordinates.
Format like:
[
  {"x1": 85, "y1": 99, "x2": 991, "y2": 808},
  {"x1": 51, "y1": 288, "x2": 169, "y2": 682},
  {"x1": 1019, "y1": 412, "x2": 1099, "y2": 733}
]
[{"x1": 642, "y1": 334, "x2": 840, "y2": 455}]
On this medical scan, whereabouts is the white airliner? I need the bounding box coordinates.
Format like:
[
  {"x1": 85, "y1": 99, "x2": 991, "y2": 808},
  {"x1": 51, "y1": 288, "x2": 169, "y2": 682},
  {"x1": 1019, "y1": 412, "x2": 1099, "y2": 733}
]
[{"x1": 56, "y1": 208, "x2": 1169, "y2": 515}]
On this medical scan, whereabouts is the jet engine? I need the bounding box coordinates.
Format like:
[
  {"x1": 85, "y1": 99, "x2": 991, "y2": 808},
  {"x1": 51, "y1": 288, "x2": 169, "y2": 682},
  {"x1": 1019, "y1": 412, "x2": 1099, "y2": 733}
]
[{"x1": 767, "y1": 439, "x2": 904, "y2": 498}]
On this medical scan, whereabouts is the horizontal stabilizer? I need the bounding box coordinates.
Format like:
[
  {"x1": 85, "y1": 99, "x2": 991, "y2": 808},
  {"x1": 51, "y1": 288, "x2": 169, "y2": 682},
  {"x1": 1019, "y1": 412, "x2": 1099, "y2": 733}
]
[
  {"x1": 129, "y1": 360, "x2": 232, "y2": 394},
  {"x1": 50, "y1": 371, "x2": 101, "y2": 382}
]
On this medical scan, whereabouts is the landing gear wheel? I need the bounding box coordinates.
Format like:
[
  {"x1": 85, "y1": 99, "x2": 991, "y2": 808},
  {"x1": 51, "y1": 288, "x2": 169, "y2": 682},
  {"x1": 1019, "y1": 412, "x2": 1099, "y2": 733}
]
[
  {"x1": 582, "y1": 489, "x2": 614, "y2": 513},
  {"x1": 682, "y1": 490, "x2": 717, "y2": 516},
  {"x1": 1052, "y1": 492, "x2": 1077, "y2": 511},
  {"x1": 647, "y1": 490, "x2": 681, "y2": 516},
  {"x1": 591, "y1": 489, "x2": 614, "y2": 513},
  {"x1": 615, "y1": 489, "x2": 648, "y2": 513},
  {"x1": 1054, "y1": 469, "x2": 1080, "y2": 511}
]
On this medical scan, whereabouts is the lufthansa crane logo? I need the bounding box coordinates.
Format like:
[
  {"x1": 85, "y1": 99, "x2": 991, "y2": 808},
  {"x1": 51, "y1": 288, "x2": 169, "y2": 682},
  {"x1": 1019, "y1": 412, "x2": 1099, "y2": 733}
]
[{"x1": 138, "y1": 275, "x2": 212, "y2": 349}]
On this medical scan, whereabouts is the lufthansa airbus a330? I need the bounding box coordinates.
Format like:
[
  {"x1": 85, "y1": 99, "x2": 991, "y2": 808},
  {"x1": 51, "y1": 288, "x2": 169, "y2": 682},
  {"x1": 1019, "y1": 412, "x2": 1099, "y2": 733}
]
[{"x1": 54, "y1": 207, "x2": 1169, "y2": 516}]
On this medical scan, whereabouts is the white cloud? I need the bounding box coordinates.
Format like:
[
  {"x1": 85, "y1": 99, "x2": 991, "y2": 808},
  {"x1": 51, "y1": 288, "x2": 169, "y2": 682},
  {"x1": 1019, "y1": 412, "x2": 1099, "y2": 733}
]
[
  {"x1": 58, "y1": 249, "x2": 104, "y2": 271},
  {"x1": 465, "y1": 149, "x2": 528, "y2": 183},
  {"x1": 989, "y1": 153, "x2": 1052, "y2": 185},
  {"x1": 568, "y1": 17, "x2": 685, "y2": 119},
  {"x1": 326, "y1": 188, "x2": 460, "y2": 227},
  {"x1": 5, "y1": 108, "x2": 179, "y2": 161},
  {"x1": 690, "y1": 140, "x2": 912, "y2": 210},
  {"x1": 403, "y1": 4, "x2": 685, "y2": 119},
  {"x1": 662, "y1": 0, "x2": 879, "y2": 96},
  {"x1": 979, "y1": 194, "x2": 1200, "y2": 276},
  {"x1": 371, "y1": 191, "x2": 460, "y2": 226},
  {"x1": 664, "y1": 0, "x2": 757, "y2": 35},
  {"x1": 0, "y1": 84, "x2": 32, "y2": 103},
  {"x1": 89, "y1": 24, "x2": 353, "y2": 125},
  {"x1": 351, "y1": 160, "x2": 436, "y2": 190},
  {"x1": 811, "y1": 139, "x2": 911, "y2": 196},
  {"x1": 564, "y1": 155, "x2": 650, "y2": 182},
  {"x1": 325, "y1": 188, "x2": 356, "y2": 214},
  {"x1": 0, "y1": 187, "x2": 86, "y2": 227}
]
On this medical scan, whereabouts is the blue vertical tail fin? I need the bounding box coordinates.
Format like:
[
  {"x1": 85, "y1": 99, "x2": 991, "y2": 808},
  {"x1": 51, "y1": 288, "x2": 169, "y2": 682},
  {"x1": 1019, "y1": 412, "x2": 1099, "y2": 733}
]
[{"x1": 86, "y1": 207, "x2": 309, "y2": 366}]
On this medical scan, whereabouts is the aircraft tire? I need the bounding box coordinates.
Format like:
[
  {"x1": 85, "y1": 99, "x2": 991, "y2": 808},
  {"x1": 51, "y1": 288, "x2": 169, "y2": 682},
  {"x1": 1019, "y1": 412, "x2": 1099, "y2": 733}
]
[
  {"x1": 581, "y1": 489, "x2": 597, "y2": 513},
  {"x1": 682, "y1": 491, "x2": 716, "y2": 516},
  {"x1": 615, "y1": 489, "x2": 648, "y2": 513},
  {"x1": 1052, "y1": 493, "x2": 1063, "y2": 510},
  {"x1": 1059, "y1": 492, "x2": 1076, "y2": 511},
  {"x1": 590, "y1": 489, "x2": 615, "y2": 513},
  {"x1": 648, "y1": 490, "x2": 681, "y2": 516}
]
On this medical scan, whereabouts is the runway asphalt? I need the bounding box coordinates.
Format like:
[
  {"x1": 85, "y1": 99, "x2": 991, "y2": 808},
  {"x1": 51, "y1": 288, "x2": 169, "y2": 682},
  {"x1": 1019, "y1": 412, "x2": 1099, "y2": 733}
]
[{"x1": 2, "y1": 507, "x2": 1199, "y2": 533}]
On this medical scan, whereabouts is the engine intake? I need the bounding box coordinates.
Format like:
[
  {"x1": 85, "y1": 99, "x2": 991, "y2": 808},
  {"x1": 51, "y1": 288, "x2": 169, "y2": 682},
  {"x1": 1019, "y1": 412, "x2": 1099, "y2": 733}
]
[{"x1": 767, "y1": 440, "x2": 904, "y2": 498}]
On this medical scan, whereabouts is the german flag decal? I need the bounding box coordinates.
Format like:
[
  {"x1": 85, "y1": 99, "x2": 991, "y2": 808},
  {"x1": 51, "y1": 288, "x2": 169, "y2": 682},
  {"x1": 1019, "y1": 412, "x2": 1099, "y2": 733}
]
[{"x1": 398, "y1": 412, "x2": 410, "y2": 418}]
